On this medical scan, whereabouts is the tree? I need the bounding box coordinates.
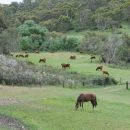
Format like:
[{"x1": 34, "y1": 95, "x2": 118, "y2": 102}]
[
  {"x1": 55, "y1": 15, "x2": 72, "y2": 32},
  {"x1": 0, "y1": 28, "x2": 18, "y2": 54},
  {"x1": 116, "y1": 34, "x2": 130, "y2": 63},
  {"x1": 0, "y1": 6, "x2": 7, "y2": 32},
  {"x1": 74, "y1": 9, "x2": 93, "y2": 31},
  {"x1": 18, "y1": 20, "x2": 48, "y2": 51}
]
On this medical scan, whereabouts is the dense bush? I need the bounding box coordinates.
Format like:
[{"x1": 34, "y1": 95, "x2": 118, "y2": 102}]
[
  {"x1": 91, "y1": 76, "x2": 117, "y2": 86},
  {"x1": 0, "y1": 55, "x2": 117, "y2": 87},
  {"x1": 18, "y1": 20, "x2": 48, "y2": 51},
  {"x1": 18, "y1": 20, "x2": 78, "y2": 52},
  {"x1": 40, "y1": 35, "x2": 79, "y2": 51}
]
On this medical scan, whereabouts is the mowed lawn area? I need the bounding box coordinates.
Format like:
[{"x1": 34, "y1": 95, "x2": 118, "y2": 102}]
[
  {"x1": 15, "y1": 52, "x2": 130, "y2": 82},
  {"x1": 0, "y1": 85, "x2": 130, "y2": 130}
]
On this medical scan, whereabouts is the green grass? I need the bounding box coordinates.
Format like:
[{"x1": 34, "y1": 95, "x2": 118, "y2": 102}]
[
  {"x1": 66, "y1": 31, "x2": 87, "y2": 41},
  {"x1": 15, "y1": 52, "x2": 130, "y2": 82},
  {"x1": 0, "y1": 85, "x2": 130, "y2": 130},
  {"x1": 66, "y1": 30, "x2": 113, "y2": 41},
  {"x1": 67, "y1": 23, "x2": 130, "y2": 41}
]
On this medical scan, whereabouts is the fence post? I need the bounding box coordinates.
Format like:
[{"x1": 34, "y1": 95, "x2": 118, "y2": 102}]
[
  {"x1": 82, "y1": 81, "x2": 85, "y2": 87},
  {"x1": 126, "y1": 81, "x2": 128, "y2": 90},
  {"x1": 62, "y1": 81, "x2": 65, "y2": 88}
]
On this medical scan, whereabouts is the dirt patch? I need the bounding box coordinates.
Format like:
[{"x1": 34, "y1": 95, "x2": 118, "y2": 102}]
[
  {"x1": 0, "y1": 116, "x2": 26, "y2": 130},
  {"x1": 0, "y1": 98, "x2": 22, "y2": 106}
]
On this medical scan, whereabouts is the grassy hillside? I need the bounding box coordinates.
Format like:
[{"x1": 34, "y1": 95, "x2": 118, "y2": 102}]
[
  {"x1": 67, "y1": 23, "x2": 130, "y2": 40},
  {"x1": 0, "y1": 85, "x2": 130, "y2": 130},
  {"x1": 15, "y1": 52, "x2": 130, "y2": 82}
]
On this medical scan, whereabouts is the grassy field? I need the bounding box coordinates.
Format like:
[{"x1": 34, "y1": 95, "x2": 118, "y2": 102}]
[
  {"x1": 66, "y1": 30, "x2": 113, "y2": 41},
  {"x1": 1, "y1": 51, "x2": 130, "y2": 129},
  {"x1": 0, "y1": 85, "x2": 130, "y2": 130},
  {"x1": 15, "y1": 52, "x2": 130, "y2": 82}
]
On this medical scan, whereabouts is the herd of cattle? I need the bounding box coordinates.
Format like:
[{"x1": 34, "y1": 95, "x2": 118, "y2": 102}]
[{"x1": 10, "y1": 52, "x2": 109, "y2": 76}]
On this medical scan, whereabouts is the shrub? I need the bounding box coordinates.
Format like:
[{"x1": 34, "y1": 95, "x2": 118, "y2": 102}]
[
  {"x1": 18, "y1": 20, "x2": 48, "y2": 51},
  {"x1": 91, "y1": 76, "x2": 117, "y2": 86},
  {"x1": 46, "y1": 36, "x2": 79, "y2": 51}
]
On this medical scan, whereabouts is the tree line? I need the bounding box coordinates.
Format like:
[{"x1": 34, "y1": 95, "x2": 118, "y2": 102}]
[{"x1": 1, "y1": 0, "x2": 130, "y2": 32}]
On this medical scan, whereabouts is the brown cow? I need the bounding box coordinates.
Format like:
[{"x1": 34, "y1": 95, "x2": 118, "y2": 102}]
[
  {"x1": 61, "y1": 63, "x2": 70, "y2": 69},
  {"x1": 90, "y1": 55, "x2": 96, "y2": 63},
  {"x1": 39, "y1": 58, "x2": 46, "y2": 63},
  {"x1": 19, "y1": 54, "x2": 24, "y2": 57},
  {"x1": 16, "y1": 54, "x2": 24, "y2": 58},
  {"x1": 70, "y1": 55, "x2": 76, "y2": 60},
  {"x1": 16, "y1": 55, "x2": 19, "y2": 57},
  {"x1": 102, "y1": 70, "x2": 109, "y2": 76},
  {"x1": 96, "y1": 65, "x2": 103, "y2": 71},
  {"x1": 25, "y1": 54, "x2": 29, "y2": 58}
]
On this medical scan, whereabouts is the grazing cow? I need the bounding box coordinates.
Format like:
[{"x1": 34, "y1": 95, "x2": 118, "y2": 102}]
[
  {"x1": 90, "y1": 55, "x2": 96, "y2": 63},
  {"x1": 102, "y1": 70, "x2": 109, "y2": 76},
  {"x1": 75, "y1": 93, "x2": 97, "y2": 110},
  {"x1": 25, "y1": 54, "x2": 29, "y2": 58},
  {"x1": 61, "y1": 63, "x2": 70, "y2": 69},
  {"x1": 70, "y1": 55, "x2": 76, "y2": 60},
  {"x1": 96, "y1": 65, "x2": 103, "y2": 71},
  {"x1": 16, "y1": 54, "x2": 24, "y2": 58},
  {"x1": 16, "y1": 55, "x2": 19, "y2": 57},
  {"x1": 19, "y1": 54, "x2": 24, "y2": 57},
  {"x1": 39, "y1": 58, "x2": 46, "y2": 63}
]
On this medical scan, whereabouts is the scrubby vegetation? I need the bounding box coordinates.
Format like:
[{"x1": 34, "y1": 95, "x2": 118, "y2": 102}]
[{"x1": 80, "y1": 32, "x2": 130, "y2": 64}]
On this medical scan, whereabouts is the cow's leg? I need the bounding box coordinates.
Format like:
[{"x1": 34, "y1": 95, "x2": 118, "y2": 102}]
[
  {"x1": 81, "y1": 102, "x2": 84, "y2": 109},
  {"x1": 79, "y1": 102, "x2": 81, "y2": 107},
  {"x1": 75, "y1": 102, "x2": 79, "y2": 110},
  {"x1": 91, "y1": 101, "x2": 94, "y2": 109}
]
